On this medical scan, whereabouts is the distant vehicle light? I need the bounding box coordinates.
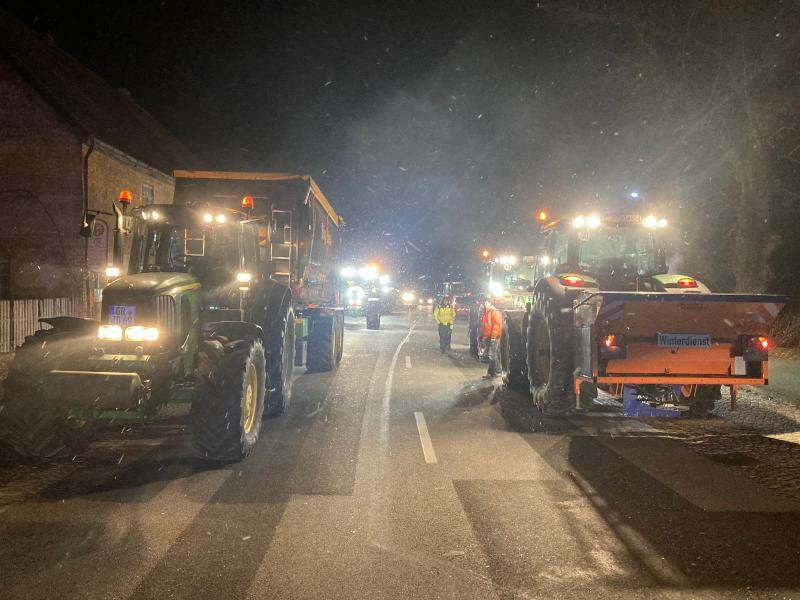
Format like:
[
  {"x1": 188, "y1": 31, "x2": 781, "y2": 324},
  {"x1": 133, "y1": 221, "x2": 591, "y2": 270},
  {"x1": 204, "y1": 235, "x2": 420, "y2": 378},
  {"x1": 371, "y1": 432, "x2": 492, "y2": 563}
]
[
  {"x1": 215, "y1": 214, "x2": 227, "y2": 224},
  {"x1": 540, "y1": 255, "x2": 551, "y2": 266},
  {"x1": 142, "y1": 211, "x2": 150, "y2": 220},
  {"x1": 586, "y1": 214, "x2": 601, "y2": 229},
  {"x1": 756, "y1": 336, "x2": 770, "y2": 350},
  {"x1": 418, "y1": 298, "x2": 424, "y2": 304},
  {"x1": 381, "y1": 285, "x2": 391, "y2": 294},
  {"x1": 677, "y1": 277, "x2": 698, "y2": 288},
  {"x1": 378, "y1": 274, "x2": 390, "y2": 285},
  {"x1": 488, "y1": 281, "x2": 504, "y2": 297},
  {"x1": 643, "y1": 215, "x2": 658, "y2": 229},
  {"x1": 657, "y1": 218, "x2": 668, "y2": 228},
  {"x1": 571, "y1": 215, "x2": 585, "y2": 228},
  {"x1": 481, "y1": 249, "x2": 491, "y2": 258},
  {"x1": 98, "y1": 324, "x2": 123, "y2": 341},
  {"x1": 604, "y1": 334, "x2": 618, "y2": 348},
  {"x1": 125, "y1": 326, "x2": 160, "y2": 342},
  {"x1": 237, "y1": 272, "x2": 252, "y2": 283},
  {"x1": 427, "y1": 298, "x2": 434, "y2": 304},
  {"x1": 151, "y1": 210, "x2": 160, "y2": 221},
  {"x1": 561, "y1": 275, "x2": 584, "y2": 287},
  {"x1": 341, "y1": 266, "x2": 357, "y2": 278},
  {"x1": 402, "y1": 291, "x2": 415, "y2": 302},
  {"x1": 536, "y1": 210, "x2": 548, "y2": 221},
  {"x1": 105, "y1": 266, "x2": 121, "y2": 278},
  {"x1": 629, "y1": 191, "x2": 640, "y2": 199},
  {"x1": 203, "y1": 213, "x2": 214, "y2": 223}
]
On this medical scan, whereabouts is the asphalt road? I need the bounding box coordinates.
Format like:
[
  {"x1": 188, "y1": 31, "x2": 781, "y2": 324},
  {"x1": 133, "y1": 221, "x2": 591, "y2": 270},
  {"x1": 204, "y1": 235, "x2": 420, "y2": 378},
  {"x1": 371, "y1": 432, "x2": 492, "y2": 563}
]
[{"x1": 1, "y1": 313, "x2": 800, "y2": 599}]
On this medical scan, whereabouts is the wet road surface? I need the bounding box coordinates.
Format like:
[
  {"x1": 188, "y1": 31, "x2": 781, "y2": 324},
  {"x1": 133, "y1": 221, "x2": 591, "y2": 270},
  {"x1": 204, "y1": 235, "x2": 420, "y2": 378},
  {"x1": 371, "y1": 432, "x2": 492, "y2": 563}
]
[{"x1": 1, "y1": 313, "x2": 800, "y2": 599}]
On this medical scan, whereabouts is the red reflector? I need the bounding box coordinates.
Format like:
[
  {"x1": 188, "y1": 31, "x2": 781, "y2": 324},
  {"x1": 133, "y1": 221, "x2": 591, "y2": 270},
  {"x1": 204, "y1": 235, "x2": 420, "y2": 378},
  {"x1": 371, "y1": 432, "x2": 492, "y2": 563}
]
[
  {"x1": 242, "y1": 195, "x2": 254, "y2": 210},
  {"x1": 562, "y1": 275, "x2": 584, "y2": 287},
  {"x1": 678, "y1": 277, "x2": 698, "y2": 288}
]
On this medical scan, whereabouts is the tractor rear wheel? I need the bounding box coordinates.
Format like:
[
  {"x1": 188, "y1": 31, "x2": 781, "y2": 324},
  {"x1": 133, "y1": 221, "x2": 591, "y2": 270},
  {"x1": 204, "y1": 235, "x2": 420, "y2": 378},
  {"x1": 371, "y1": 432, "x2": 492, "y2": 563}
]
[
  {"x1": 501, "y1": 311, "x2": 529, "y2": 392},
  {"x1": 527, "y1": 297, "x2": 575, "y2": 416},
  {"x1": 265, "y1": 311, "x2": 295, "y2": 417},
  {"x1": 191, "y1": 338, "x2": 267, "y2": 462}
]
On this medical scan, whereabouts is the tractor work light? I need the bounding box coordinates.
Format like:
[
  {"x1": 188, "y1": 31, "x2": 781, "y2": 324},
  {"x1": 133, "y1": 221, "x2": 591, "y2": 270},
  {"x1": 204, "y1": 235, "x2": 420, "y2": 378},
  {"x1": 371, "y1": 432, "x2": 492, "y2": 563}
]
[
  {"x1": 341, "y1": 266, "x2": 357, "y2": 278},
  {"x1": 150, "y1": 210, "x2": 160, "y2": 221},
  {"x1": 378, "y1": 274, "x2": 390, "y2": 285},
  {"x1": 124, "y1": 326, "x2": 160, "y2": 342},
  {"x1": 571, "y1": 215, "x2": 585, "y2": 228},
  {"x1": 215, "y1": 214, "x2": 227, "y2": 224},
  {"x1": 643, "y1": 215, "x2": 668, "y2": 229},
  {"x1": 98, "y1": 324, "x2": 123, "y2": 341},
  {"x1": 402, "y1": 291, "x2": 415, "y2": 302},
  {"x1": 203, "y1": 213, "x2": 214, "y2": 223},
  {"x1": 586, "y1": 214, "x2": 601, "y2": 229},
  {"x1": 427, "y1": 298, "x2": 434, "y2": 304},
  {"x1": 237, "y1": 272, "x2": 252, "y2": 283},
  {"x1": 105, "y1": 265, "x2": 121, "y2": 278}
]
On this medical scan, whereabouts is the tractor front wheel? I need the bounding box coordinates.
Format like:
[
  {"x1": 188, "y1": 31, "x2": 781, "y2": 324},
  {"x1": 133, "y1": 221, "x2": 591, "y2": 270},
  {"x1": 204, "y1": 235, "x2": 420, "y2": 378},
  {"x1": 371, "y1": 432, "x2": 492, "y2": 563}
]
[{"x1": 191, "y1": 338, "x2": 267, "y2": 462}]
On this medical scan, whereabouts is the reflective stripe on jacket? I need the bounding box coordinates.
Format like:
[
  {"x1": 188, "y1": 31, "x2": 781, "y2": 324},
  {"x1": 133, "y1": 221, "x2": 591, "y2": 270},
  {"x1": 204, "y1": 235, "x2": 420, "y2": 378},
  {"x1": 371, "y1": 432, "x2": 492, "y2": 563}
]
[
  {"x1": 434, "y1": 305, "x2": 456, "y2": 327},
  {"x1": 482, "y1": 306, "x2": 503, "y2": 339}
]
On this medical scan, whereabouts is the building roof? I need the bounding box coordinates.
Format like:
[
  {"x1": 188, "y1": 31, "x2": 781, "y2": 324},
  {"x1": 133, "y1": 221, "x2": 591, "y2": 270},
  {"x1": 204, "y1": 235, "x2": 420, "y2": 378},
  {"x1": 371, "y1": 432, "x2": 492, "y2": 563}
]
[{"x1": 0, "y1": 9, "x2": 199, "y2": 174}]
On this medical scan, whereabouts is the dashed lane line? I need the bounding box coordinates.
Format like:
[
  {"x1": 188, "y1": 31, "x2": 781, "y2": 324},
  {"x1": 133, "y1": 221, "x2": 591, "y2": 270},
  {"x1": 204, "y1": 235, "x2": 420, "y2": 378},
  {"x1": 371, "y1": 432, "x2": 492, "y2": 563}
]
[
  {"x1": 405, "y1": 355, "x2": 412, "y2": 369},
  {"x1": 414, "y1": 411, "x2": 438, "y2": 464}
]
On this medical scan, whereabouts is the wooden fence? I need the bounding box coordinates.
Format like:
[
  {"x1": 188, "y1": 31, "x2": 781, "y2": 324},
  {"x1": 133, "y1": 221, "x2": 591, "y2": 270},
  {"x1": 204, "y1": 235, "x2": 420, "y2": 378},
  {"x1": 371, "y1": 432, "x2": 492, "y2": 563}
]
[{"x1": 0, "y1": 297, "x2": 84, "y2": 353}]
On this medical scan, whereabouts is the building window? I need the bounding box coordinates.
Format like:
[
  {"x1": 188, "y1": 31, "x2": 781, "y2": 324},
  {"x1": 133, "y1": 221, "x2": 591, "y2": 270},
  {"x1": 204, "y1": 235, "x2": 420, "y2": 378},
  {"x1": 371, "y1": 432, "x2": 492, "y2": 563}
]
[
  {"x1": 0, "y1": 260, "x2": 10, "y2": 300},
  {"x1": 142, "y1": 183, "x2": 155, "y2": 205}
]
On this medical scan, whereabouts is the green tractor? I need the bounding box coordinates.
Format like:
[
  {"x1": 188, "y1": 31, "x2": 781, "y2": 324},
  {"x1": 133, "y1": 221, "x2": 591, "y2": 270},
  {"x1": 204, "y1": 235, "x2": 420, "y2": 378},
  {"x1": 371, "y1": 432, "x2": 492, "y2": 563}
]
[{"x1": 1, "y1": 173, "x2": 345, "y2": 461}]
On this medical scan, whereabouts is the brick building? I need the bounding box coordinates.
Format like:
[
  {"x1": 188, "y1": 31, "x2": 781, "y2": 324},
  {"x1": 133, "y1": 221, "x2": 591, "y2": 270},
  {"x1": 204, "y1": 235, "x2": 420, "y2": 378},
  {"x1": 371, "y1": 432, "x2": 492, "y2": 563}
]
[{"x1": 0, "y1": 9, "x2": 198, "y2": 310}]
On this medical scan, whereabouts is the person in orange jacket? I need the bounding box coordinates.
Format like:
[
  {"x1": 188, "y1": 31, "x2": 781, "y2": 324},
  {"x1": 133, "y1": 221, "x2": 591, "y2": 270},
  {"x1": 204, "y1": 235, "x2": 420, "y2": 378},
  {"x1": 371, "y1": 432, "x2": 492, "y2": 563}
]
[{"x1": 481, "y1": 298, "x2": 503, "y2": 378}]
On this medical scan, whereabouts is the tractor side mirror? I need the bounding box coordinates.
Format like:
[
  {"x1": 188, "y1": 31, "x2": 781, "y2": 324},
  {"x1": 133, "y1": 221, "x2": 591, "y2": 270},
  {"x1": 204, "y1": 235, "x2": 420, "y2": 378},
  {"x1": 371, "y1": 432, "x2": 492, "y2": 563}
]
[{"x1": 80, "y1": 212, "x2": 98, "y2": 237}]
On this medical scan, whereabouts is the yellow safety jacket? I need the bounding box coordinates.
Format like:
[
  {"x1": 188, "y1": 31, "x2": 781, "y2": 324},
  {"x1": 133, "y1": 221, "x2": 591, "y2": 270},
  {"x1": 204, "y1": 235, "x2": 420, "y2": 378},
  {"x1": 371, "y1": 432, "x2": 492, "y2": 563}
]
[{"x1": 434, "y1": 305, "x2": 456, "y2": 327}]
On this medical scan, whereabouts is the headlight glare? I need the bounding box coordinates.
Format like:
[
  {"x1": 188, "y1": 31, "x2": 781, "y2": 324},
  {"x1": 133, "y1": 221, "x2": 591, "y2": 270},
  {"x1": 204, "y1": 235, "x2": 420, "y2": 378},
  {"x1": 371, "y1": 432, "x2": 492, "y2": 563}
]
[
  {"x1": 125, "y1": 326, "x2": 160, "y2": 342},
  {"x1": 98, "y1": 324, "x2": 123, "y2": 341}
]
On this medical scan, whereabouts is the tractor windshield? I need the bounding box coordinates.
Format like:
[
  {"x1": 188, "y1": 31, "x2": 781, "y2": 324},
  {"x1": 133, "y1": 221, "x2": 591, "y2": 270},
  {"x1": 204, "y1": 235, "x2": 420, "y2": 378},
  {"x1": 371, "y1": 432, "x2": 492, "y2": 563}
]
[
  {"x1": 129, "y1": 223, "x2": 238, "y2": 274},
  {"x1": 577, "y1": 226, "x2": 663, "y2": 278}
]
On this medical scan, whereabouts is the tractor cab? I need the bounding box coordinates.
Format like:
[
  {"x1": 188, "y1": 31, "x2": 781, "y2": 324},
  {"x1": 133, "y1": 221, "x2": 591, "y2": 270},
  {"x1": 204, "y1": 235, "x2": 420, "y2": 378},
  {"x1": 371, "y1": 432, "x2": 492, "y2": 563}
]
[{"x1": 535, "y1": 212, "x2": 688, "y2": 292}]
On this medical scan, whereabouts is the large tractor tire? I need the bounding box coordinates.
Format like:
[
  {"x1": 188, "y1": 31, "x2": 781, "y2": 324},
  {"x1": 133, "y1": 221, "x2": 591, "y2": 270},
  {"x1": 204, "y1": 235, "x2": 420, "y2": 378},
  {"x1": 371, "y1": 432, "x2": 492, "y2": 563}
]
[
  {"x1": 526, "y1": 297, "x2": 575, "y2": 416},
  {"x1": 307, "y1": 316, "x2": 337, "y2": 373},
  {"x1": 501, "y1": 311, "x2": 529, "y2": 392},
  {"x1": 190, "y1": 338, "x2": 267, "y2": 462},
  {"x1": 265, "y1": 310, "x2": 295, "y2": 417},
  {"x1": 0, "y1": 328, "x2": 94, "y2": 457}
]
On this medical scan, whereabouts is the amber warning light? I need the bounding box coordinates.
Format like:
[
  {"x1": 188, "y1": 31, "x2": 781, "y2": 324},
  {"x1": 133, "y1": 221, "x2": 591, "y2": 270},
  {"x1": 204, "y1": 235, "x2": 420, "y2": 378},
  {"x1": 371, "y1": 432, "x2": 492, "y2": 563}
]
[
  {"x1": 536, "y1": 210, "x2": 548, "y2": 222},
  {"x1": 118, "y1": 189, "x2": 132, "y2": 205},
  {"x1": 242, "y1": 195, "x2": 254, "y2": 210}
]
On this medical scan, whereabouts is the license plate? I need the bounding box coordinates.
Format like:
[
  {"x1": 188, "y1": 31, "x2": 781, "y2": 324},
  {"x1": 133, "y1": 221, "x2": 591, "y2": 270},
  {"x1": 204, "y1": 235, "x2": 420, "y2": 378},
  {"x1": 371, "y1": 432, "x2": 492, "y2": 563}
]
[
  {"x1": 657, "y1": 333, "x2": 711, "y2": 348},
  {"x1": 109, "y1": 305, "x2": 136, "y2": 325}
]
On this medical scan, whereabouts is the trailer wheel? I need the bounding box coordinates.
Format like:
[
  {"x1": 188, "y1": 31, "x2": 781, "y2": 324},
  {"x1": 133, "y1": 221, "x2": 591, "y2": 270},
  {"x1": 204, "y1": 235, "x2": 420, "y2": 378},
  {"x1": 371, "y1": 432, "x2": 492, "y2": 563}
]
[
  {"x1": 191, "y1": 338, "x2": 267, "y2": 462},
  {"x1": 526, "y1": 298, "x2": 575, "y2": 415},
  {"x1": 307, "y1": 316, "x2": 336, "y2": 372},
  {"x1": 265, "y1": 311, "x2": 295, "y2": 417},
  {"x1": 335, "y1": 315, "x2": 344, "y2": 364},
  {"x1": 0, "y1": 330, "x2": 92, "y2": 457},
  {"x1": 501, "y1": 311, "x2": 529, "y2": 392}
]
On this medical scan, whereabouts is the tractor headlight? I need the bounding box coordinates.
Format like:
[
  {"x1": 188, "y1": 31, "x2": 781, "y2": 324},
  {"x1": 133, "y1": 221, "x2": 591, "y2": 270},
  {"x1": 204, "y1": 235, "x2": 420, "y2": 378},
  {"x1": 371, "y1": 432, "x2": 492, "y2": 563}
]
[
  {"x1": 124, "y1": 326, "x2": 160, "y2": 342},
  {"x1": 402, "y1": 291, "x2": 415, "y2": 302},
  {"x1": 98, "y1": 324, "x2": 123, "y2": 341},
  {"x1": 105, "y1": 265, "x2": 121, "y2": 278}
]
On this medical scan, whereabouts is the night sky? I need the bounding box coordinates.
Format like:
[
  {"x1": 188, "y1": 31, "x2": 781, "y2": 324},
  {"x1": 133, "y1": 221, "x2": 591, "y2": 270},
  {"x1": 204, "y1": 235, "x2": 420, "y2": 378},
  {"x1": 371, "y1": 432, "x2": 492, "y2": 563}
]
[{"x1": 5, "y1": 1, "x2": 799, "y2": 292}]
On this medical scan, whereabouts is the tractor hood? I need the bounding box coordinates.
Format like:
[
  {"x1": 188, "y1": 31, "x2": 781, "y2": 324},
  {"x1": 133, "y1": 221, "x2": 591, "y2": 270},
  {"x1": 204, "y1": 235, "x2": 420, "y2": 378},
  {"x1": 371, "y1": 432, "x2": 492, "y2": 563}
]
[{"x1": 106, "y1": 272, "x2": 201, "y2": 296}]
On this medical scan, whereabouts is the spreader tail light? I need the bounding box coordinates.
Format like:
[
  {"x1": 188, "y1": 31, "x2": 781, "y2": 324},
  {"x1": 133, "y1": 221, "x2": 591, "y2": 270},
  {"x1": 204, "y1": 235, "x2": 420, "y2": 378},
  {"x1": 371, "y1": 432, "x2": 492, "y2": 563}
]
[
  {"x1": 561, "y1": 275, "x2": 584, "y2": 287},
  {"x1": 678, "y1": 277, "x2": 698, "y2": 288}
]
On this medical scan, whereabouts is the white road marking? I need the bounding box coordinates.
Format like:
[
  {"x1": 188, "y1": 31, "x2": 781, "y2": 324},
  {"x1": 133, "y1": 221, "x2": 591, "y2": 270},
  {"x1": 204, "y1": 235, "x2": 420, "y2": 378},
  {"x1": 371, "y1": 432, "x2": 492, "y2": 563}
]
[
  {"x1": 414, "y1": 411, "x2": 438, "y2": 464},
  {"x1": 765, "y1": 431, "x2": 800, "y2": 446},
  {"x1": 380, "y1": 319, "x2": 419, "y2": 452},
  {"x1": 405, "y1": 355, "x2": 412, "y2": 369}
]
